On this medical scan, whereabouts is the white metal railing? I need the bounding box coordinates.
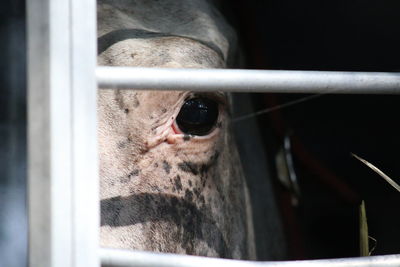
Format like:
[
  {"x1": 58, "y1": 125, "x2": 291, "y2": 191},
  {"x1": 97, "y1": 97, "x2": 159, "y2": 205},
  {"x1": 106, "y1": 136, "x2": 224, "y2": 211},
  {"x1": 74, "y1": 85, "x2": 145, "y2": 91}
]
[
  {"x1": 28, "y1": 0, "x2": 98, "y2": 266},
  {"x1": 100, "y1": 248, "x2": 400, "y2": 267},
  {"x1": 27, "y1": 0, "x2": 400, "y2": 266},
  {"x1": 97, "y1": 67, "x2": 400, "y2": 94}
]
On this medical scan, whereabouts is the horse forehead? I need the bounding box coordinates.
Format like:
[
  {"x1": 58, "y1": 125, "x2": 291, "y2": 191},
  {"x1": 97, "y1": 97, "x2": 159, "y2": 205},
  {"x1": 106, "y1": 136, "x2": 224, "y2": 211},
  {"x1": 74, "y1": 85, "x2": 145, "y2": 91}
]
[
  {"x1": 97, "y1": 0, "x2": 236, "y2": 64},
  {"x1": 98, "y1": 37, "x2": 225, "y2": 69}
]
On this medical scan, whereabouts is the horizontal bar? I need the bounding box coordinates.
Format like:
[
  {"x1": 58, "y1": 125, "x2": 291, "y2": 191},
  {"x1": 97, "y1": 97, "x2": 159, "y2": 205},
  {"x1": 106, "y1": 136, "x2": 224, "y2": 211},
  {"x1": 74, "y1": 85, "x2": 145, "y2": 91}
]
[
  {"x1": 97, "y1": 67, "x2": 400, "y2": 94},
  {"x1": 100, "y1": 248, "x2": 400, "y2": 267}
]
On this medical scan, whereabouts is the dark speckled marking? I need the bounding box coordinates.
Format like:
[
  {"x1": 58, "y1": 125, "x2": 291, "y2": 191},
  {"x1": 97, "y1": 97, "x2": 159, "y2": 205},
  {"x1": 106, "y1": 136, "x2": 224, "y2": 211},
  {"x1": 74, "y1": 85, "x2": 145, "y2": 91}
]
[
  {"x1": 150, "y1": 185, "x2": 161, "y2": 192},
  {"x1": 174, "y1": 175, "x2": 183, "y2": 191},
  {"x1": 183, "y1": 134, "x2": 191, "y2": 141},
  {"x1": 132, "y1": 94, "x2": 140, "y2": 107},
  {"x1": 117, "y1": 141, "x2": 126, "y2": 149},
  {"x1": 199, "y1": 196, "x2": 206, "y2": 205},
  {"x1": 193, "y1": 188, "x2": 201, "y2": 198},
  {"x1": 117, "y1": 136, "x2": 132, "y2": 149},
  {"x1": 115, "y1": 90, "x2": 125, "y2": 111},
  {"x1": 161, "y1": 108, "x2": 167, "y2": 113},
  {"x1": 163, "y1": 160, "x2": 171, "y2": 174},
  {"x1": 177, "y1": 161, "x2": 199, "y2": 175},
  {"x1": 100, "y1": 193, "x2": 230, "y2": 258},
  {"x1": 188, "y1": 180, "x2": 193, "y2": 187},
  {"x1": 139, "y1": 146, "x2": 150, "y2": 154},
  {"x1": 200, "y1": 164, "x2": 209, "y2": 175},
  {"x1": 115, "y1": 90, "x2": 140, "y2": 110},
  {"x1": 119, "y1": 176, "x2": 130, "y2": 183},
  {"x1": 129, "y1": 169, "x2": 139, "y2": 177},
  {"x1": 184, "y1": 189, "x2": 193, "y2": 202},
  {"x1": 119, "y1": 169, "x2": 139, "y2": 183},
  {"x1": 177, "y1": 152, "x2": 219, "y2": 177}
]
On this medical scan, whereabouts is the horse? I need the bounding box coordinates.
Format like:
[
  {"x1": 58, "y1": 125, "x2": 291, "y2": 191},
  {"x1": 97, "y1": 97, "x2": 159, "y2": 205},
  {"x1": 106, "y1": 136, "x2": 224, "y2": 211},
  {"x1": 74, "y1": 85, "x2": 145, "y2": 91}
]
[{"x1": 97, "y1": 0, "x2": 256, "y2": 259}]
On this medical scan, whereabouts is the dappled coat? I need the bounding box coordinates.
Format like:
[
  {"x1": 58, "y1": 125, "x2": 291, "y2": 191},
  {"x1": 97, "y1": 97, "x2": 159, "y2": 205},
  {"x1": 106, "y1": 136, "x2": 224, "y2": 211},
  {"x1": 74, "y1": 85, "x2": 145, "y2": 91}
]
[{"x1": 98, "y1": 0, "x2": 256, "y2": 259}]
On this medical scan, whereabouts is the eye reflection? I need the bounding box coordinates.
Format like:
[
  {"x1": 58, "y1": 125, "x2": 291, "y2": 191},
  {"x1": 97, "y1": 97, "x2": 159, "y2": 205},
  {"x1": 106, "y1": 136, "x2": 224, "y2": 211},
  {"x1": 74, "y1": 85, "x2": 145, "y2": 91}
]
[{"x1": 175, "y1": 97, "x2": 219, "y2": 136}]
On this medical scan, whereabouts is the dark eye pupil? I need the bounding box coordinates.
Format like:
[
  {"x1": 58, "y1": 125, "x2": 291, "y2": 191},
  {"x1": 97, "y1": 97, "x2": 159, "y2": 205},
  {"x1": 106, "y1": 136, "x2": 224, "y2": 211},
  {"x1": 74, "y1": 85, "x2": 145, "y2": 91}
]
[{"x1": 176, "y1": 97, "x2": 219, "y2": 136}]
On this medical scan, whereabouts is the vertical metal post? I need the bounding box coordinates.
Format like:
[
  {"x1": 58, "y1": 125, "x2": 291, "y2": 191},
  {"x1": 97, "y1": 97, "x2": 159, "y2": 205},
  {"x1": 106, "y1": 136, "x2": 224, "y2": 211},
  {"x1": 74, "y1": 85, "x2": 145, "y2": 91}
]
[{"x1": 27, "y1": 0, "x2": 98, "y2": 266}]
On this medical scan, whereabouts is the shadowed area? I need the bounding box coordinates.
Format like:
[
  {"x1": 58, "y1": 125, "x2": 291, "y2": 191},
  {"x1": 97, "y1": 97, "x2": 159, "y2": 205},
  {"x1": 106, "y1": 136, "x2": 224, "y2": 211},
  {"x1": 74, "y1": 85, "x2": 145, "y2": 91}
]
[
  {"x1": 101, "y1": 192, "x2": 232, "y2": 258},
  {"x1": 0, "y1": 0, "x2": 27, "y2": 266}
]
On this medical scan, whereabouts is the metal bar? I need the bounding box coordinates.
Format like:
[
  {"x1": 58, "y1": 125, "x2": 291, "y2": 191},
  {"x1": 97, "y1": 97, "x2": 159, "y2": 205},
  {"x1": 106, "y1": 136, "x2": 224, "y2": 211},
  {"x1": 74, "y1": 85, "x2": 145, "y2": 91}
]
[
  {"x1": 28, "y1": 0, "x2": 72, "y2": 265},
  {"x1": 97, "y1": 67, "x2": 400, "y2": 94},
  {"x1": 70, "y1": 0, "x2": 99, "y2": 266},
  {"x1": 70, "y1": 0, "x2": 100, "y2": 267},
  {"x1": 28, "y1": 0, "x2": 98, "y2": 266},
  {"x1": 100, "y1": 248, "x2": 400, "y2": 267}
]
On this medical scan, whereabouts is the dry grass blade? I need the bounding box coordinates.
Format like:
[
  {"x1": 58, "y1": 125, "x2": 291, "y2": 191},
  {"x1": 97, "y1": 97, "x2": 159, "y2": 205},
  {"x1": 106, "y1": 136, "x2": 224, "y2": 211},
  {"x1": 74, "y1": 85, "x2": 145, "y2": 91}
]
[
  {"x1": 351, "y1": 153, "x2": 400, "y2": 193},
  {"x1": 369, "y1": 236, "x2": 377, "y2": 256},
  {"x1": 359, "y1": 200, "x2": 369, "y2": 256}
]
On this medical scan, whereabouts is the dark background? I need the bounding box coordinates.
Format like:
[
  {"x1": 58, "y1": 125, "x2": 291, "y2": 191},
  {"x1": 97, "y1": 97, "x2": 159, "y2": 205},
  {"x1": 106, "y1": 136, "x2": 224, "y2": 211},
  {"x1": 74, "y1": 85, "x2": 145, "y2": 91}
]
[
  {"x1": 225, "y1": 0, "x2": 400, "y2": 261},
  {"x1": 0, "y1": 0, "x2": 27, "y2": 266}
]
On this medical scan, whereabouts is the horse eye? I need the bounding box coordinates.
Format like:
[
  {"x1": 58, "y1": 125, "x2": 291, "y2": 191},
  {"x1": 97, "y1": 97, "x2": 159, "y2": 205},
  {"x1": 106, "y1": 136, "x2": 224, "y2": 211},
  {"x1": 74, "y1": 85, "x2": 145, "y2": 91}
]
[{"x1": 175, "y1": 97, "x2": 219, "y2": 136}]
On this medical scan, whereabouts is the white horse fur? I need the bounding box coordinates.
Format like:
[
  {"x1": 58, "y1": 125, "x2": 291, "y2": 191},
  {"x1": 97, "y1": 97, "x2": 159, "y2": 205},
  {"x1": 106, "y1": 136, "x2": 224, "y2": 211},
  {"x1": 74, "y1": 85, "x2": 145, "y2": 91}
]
[{"x1": 98, "y1": 0, "x2": 256, "y2": 259}]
